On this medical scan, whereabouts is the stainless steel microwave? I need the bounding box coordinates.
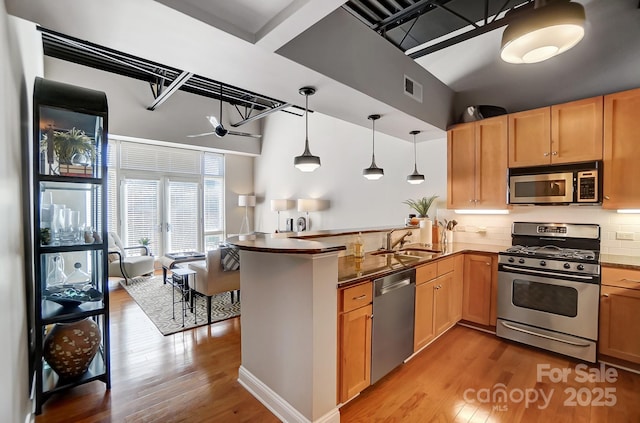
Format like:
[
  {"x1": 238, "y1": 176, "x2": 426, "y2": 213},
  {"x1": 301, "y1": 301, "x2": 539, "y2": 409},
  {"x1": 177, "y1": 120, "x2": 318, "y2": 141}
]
[{"x1": 508, "y1": 161, "x2": 602, "y2": 205}]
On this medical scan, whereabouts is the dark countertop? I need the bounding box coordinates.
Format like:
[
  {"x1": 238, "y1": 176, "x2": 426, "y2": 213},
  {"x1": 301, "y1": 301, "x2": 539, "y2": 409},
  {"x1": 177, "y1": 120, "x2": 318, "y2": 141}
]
[
  {"x1": 289, "y1": 225, "x2": 418, "y2": 239},
  {"x1": 227, "y1": 233, "x2": 346, "y2": 254},
  {"x1": 337, "y1": 242, "x2": 509, "y2": 287},
  {"x1": 600, "y1": 254, "x2": 640, "y2": 270}
]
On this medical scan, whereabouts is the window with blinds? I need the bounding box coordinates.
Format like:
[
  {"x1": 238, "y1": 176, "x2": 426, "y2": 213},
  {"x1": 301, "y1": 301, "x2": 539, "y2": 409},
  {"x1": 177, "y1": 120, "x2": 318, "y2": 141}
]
[{"x1": 107, "y1": 141, "x2": 225, "y2": 255}]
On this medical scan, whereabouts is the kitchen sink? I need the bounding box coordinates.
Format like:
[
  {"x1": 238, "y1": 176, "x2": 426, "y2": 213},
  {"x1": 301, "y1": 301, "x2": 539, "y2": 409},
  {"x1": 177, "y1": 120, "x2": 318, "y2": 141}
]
[
  {"x1": 370, "y1": 250, "x2": 423, "y2": 261},
  {"x1": 399, "y1": 247, "x2": 441, "y2": 254}
]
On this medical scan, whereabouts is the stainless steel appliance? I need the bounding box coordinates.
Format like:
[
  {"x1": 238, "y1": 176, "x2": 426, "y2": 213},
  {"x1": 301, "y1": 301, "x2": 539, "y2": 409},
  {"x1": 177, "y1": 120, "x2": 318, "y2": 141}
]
[
  {"x1": 371, "y1": 268, "x2": 415, "y2": 384},
  {"x1": 508, "y1": 161, "x2": 601, "y2": 205},
  {"x1": 496, "y1": 222, "x2": 601, "y2": 362}
]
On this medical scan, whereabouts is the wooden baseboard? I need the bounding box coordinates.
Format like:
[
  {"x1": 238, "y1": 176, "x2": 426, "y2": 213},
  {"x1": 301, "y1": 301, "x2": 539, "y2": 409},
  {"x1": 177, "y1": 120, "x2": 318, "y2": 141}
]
[
  {"x1": 457, "y1": 320, "x2": 496, "y2": 334},
  {"x1": 598, "y1": 355, "x2": 640, "y2": 375}
]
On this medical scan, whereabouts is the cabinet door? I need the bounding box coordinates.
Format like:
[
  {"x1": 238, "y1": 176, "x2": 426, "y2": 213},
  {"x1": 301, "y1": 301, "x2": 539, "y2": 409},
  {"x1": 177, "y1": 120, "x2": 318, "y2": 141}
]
[
  {"x1": 508, "y1": 107, "x2": 551, "y2": 167},
  {"x1": 414, "y1": 279, "x2": 435, "y2": 352},
  {"x1": 339, "y1": 304, "x2": 372, "y2": 403},
  {"x1": 599, "y1": 285, "x2": 640, "y2": 363},
  {"x1": 447, "y1": 123, "x2": 476, "y2": 209},
  {"x1": 603, "y1": 88, "x2": 640, "y2": 209},
  {"x1": 551, "y1": 96, "x2": 603, "y2": 164},
  {"x1": 434, "y1": 273, "x2": 453, "y2": 336},
  {"x1": 462, "y1": 254, "x2": 493, "y2": 325},
  {"x1": 476, "y1": 116, "x2": 508, "y2": 208},
  {"x1": 452, "y1": 254, "x2": 464, "y2": 322}
]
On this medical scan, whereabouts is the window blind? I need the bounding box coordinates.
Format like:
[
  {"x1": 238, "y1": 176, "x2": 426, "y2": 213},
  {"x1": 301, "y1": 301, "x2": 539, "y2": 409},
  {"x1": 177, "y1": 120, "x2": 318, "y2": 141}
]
[
  {"x1": 167, "y1": 181, "x2": 199, "y2": 252},
  {"x1": 123, "y1": 178, "x2": 160, "y2": 255}
]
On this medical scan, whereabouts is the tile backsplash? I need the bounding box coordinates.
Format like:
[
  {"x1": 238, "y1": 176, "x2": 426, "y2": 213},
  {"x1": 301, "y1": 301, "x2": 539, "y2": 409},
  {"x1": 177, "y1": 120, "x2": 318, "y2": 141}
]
[{"x1": 435, "y1": 206, "x2": 640, "y2": 257}]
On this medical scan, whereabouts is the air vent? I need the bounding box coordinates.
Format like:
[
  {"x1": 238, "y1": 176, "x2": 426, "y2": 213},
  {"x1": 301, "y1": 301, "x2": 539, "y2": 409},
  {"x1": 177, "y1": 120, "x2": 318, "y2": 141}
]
[{"x1": 404, "y1": 75, "x2": 422, "y2": 103}]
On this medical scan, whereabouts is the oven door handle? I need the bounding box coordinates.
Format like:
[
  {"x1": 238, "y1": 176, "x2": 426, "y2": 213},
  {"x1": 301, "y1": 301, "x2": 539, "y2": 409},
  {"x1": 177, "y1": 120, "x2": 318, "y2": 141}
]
[
  {"x1": 500, "y1": 265, "x2": 596, "y2": 281},
  {"x1": 500, "y1": 321, "x2": 592, "y2": 347}
]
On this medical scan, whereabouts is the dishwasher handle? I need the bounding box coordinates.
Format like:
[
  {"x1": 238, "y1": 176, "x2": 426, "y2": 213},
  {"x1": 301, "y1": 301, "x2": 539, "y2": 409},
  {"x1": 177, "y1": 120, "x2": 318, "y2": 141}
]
[{"x1": 378, "y1": 278, "x2": 411, "y2": 296}]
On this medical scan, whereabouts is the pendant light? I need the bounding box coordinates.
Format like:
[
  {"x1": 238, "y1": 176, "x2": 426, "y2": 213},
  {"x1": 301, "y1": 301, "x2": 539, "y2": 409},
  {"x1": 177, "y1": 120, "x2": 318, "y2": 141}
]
[
  {"x1": 500, "y1": 0, "x2": 586, "y2": 64},
  {"x1": 294, "y1": 87, "x2": 321, "y2": 172},
  {"x1": 407, "y1": 130, "x2": 425, "y2": 184},
  {"x1": 363, "y1": 114, "x2": 383, "y2": 180}
]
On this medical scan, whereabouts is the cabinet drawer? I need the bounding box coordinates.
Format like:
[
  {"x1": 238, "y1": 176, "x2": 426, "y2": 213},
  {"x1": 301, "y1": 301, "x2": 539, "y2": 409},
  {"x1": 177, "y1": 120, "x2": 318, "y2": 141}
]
[
  {"x1": 602, "y1": 267, "x2": 640, "y2": 290},
  {"x1": 437, "y1": 257, "x2": 455, "y2": 276},
  {"x1": 416, "y1": 263, "x2": 437, "y2": 285},
  {"x1": 340, "y1": 282, "x2": 372, "y2": 313}
]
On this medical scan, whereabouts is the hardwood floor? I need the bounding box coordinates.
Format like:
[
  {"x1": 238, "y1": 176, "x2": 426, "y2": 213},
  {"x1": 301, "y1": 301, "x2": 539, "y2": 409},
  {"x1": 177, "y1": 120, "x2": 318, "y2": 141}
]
[
  {"x1": 36, "y1": 280, "x2": 279, "y2": 423},
  {"x1": 37, "y1": 281, "x2": 640, "y2": 422}
]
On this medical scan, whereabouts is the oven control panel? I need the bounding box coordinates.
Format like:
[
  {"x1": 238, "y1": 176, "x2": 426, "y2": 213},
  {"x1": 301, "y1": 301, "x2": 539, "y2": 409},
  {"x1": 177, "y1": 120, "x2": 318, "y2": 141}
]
[{"x1": 537, "y1": 226, "x2": 567, "y2": 234}]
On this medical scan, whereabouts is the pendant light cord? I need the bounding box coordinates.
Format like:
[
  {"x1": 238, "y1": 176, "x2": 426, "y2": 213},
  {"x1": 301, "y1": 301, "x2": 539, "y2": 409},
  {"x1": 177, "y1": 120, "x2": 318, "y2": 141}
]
[
  {"x1": 371, "y1": 118, "x2": 376, "y2": 162},
  {"x1": 305, "y1": 93, "x2": 310, "y2": 151},
  {"x1": 413, "y1": 133, "x2": 418, "y2": 171}
]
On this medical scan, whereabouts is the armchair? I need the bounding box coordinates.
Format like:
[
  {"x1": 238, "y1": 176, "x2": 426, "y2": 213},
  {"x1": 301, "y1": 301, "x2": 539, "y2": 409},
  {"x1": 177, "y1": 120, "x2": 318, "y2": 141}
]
[
  {"x1": 189, "y1": 248, "x2": 240, "y2": 324},
  {"x1": 107, "y1": 232, "x2": 155, "y2": 284}
]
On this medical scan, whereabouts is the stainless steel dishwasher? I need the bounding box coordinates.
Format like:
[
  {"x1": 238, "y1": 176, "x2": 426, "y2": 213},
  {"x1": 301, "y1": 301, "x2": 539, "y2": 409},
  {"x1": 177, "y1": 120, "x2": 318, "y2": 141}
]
[{"x1": 371, "y1": 268, "x2": 416, "y2": 384}]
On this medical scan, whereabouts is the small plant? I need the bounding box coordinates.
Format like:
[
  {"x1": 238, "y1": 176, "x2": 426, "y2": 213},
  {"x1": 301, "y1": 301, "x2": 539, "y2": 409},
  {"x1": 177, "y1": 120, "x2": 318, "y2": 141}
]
[
  {"x1": 138, "y1": 237, "x2": 151, "y2": 246},
  {"x1": 403, "y1": 195, "x2": 439, "y2": 218},
  {"x1": 51, "y1": 127, "x2": 95, "y2": 165}
]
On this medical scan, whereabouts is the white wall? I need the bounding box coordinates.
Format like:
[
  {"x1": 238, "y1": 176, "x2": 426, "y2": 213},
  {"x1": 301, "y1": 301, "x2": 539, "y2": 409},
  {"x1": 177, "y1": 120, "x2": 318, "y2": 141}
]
[
  {"x1": 255, "y1": 109, "x2": 640, "y2": 257},
  {"x1": 225, "y1": 154, "x2": 255, "y2": 236},
  {"x1": 254, "y1": 110, "x2": 448, "y2": 233},
  {"x1": 0, "y1": 12, "x2": 43, "y2": 423}
]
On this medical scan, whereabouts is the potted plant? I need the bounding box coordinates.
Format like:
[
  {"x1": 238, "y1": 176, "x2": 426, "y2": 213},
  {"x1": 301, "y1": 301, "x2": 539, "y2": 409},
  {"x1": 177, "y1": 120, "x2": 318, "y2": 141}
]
[
  {"x1": 403, "y1": 195, "x2": 439, "y2": 218},
  {"x1": 53, "y1": 127, "x2": 95, "y2": 165}
]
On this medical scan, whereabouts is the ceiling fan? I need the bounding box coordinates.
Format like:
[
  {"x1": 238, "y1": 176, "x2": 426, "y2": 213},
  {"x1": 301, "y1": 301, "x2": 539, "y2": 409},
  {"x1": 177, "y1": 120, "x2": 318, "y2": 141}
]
[{"x1": 188, "y1": 84, "x2": 262, "y2": 139}]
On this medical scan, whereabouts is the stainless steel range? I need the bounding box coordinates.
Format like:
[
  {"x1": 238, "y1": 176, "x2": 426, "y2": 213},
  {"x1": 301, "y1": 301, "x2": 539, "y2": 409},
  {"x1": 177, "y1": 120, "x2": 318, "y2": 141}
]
[{"x1": 496, "y1": 222, "x2": 601, "y2": 362}]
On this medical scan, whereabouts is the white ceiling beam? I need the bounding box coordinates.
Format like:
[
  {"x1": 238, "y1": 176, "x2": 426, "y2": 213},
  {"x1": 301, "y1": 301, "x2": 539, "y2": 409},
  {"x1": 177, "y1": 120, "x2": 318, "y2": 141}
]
[{"x1": 254, "y1": 0, "x2": 346, "y2": 52}]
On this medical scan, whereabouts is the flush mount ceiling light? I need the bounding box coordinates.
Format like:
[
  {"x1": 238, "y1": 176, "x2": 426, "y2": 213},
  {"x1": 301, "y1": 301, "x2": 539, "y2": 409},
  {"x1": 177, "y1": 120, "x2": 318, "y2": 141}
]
[
  {"x1": 294, "y1": 87, "x2": 321, "y2": 172},
  {"x1": 363, "y1": 114, "x2": 384, "y2": 180},
  {"x1": 501, "y1": 0, "x2": 586, "y2": 64},
  {"x1": 407, "y1": 130, "x2": 425, "y2": 184}
]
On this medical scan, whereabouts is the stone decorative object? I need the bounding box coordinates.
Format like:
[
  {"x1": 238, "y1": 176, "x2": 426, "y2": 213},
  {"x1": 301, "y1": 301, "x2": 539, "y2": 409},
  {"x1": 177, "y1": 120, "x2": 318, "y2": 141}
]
[{"x1": 43, "y1": 318, "x2": 101, "y2": 379}]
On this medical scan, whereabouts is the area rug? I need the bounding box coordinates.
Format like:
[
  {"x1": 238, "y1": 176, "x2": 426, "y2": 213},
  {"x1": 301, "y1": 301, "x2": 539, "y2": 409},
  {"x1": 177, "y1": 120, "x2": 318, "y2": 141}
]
[{"x1": 120, "y1": 276, "x2": 240, "y2": 336}]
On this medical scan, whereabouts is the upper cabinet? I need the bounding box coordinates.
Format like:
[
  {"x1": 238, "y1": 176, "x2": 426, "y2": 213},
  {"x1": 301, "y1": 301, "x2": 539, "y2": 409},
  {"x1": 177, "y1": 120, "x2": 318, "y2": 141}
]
[
  {"x1": 508, "y1": 97, "x2": 603, "y2": 167},
  {"x1": 447, "y1": 115, "x2": 508, "y2": 209},
  {"x1": 603, "y1": 87, "x2": 640, "y2": 209}
]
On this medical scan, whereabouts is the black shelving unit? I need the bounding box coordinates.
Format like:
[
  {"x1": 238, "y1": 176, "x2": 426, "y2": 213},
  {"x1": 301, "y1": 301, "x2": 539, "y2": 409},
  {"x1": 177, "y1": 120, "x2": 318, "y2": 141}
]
[{"x1": 30, "y1": 77, "x2": 110, "y2": 414}]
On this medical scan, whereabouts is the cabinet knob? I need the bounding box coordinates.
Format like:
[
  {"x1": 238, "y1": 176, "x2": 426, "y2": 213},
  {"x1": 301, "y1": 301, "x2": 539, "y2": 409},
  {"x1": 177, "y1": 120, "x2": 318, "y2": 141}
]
[
  {"x1": 353, "y1": 294, "x2": 367, "y2": 301},
  {"x1": 486, "y1": 262, "x2": 491, "y2": 266},
  {"x1": 552, "y1": 151, "x2": 558, "y2": 156},
  {"x1": 604, "y1": 195, "x2": 610, "y2": 200},
  {"x1": 602, "y1": 294, "x2": 609, "y2": 298},
  {"x1": 469, "y1": 199, "x2": 474, "y2": 203},
  {"x1": 543, "y1": 152, "x2": 550, "y2": 157}
]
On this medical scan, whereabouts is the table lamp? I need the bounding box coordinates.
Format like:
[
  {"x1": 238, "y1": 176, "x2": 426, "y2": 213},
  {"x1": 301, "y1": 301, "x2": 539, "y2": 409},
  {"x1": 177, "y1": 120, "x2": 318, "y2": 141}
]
[
  {"x1": 238, "y1": 194, "x2": 256, "y2": 235},
  {"x1": 297, "y1": 198, "x2": 321, "y2": 231},
  {"x1": 270, "y1": 199, "x2": 290, "y2": 232}
]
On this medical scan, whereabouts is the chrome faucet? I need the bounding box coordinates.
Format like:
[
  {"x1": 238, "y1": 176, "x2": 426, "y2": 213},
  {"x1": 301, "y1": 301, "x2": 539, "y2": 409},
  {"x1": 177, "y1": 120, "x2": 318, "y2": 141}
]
[{"x1": 386, "y1": 229, "x2": 412, "y2": 251}]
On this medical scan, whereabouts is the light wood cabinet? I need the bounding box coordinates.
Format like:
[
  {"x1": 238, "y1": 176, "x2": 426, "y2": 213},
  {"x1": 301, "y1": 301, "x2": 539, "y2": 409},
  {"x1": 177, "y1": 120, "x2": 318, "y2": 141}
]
[
  {"x1": 338, "y1": 281, "x2": 372, "y2": 403},
  {"x1": 462, "y1": 253, "x2": 496, "y2": 326},
  {"x1": 414, "y1": 257, "x2": 458, "y2": 352},
  {"x1": 599, "y1": 267, "x2": 640, "y2": 364},
  {"x1": 414, "y1": 279, "x2": 436, "y2": 351},
  {"x1": 603, "y1": 87, "x2": 640, "y2": 209},
  {"x1": 447, "y1": 115, "x2": 508, "y2": 209},
  {"x1": 452, "y1": 254, "x2": 464, "y2": 322},
  {"x1": 551, "y1": 97, "x2": 603, "y2": 164},
  {"x1": 509, "y1": 97, "x2": 603, "y2": 167},
  {"x1": 433, "y1": 272, "x2": 453, "y2": 335}
]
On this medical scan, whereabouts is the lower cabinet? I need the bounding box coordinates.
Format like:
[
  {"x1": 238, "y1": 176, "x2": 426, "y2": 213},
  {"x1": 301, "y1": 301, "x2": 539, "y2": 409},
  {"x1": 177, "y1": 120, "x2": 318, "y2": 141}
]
[
  {"x1": 337, "y1": 281, "x2": 372, "y2": 403},
  {"x1": 599, "y1": 267, "x2": 640, "y2": 364},
  {"x1": 414, "y1": 257, "x2": 460, "y2": 352},
  {"x1": 462, "y1": 253, "x2": 497, "y2": 326}
]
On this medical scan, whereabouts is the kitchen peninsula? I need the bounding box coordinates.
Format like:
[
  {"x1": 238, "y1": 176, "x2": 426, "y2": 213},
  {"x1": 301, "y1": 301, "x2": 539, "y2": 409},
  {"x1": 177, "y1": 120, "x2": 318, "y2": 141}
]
[{"x1": 229, "y1": 228, "x2": 507, "y2": 423}]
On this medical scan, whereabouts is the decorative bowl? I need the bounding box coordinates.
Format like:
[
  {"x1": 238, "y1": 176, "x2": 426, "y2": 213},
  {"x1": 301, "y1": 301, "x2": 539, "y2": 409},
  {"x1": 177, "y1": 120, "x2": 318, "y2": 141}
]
[{"x1": 43, "y1": 285, "x2": 103, "y2": 308}]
